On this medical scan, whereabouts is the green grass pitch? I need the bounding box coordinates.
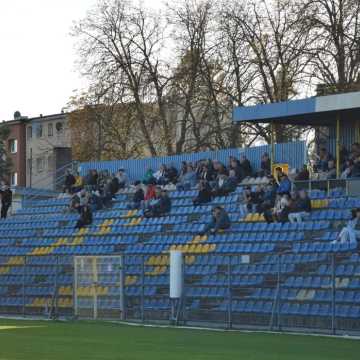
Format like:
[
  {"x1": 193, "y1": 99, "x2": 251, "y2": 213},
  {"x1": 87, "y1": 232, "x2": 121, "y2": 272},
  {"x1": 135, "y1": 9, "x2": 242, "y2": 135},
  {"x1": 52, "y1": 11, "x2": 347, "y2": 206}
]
[{"x1": 0, "y1": 319, "x2": 359, "y2": 360}]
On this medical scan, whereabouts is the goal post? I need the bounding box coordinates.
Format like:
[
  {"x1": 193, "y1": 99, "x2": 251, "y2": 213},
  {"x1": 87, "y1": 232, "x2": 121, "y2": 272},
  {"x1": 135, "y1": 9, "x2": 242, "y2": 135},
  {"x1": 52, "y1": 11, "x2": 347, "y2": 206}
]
[{"x1": 74, "y1": 255, "x2": 124, "y2": 320}]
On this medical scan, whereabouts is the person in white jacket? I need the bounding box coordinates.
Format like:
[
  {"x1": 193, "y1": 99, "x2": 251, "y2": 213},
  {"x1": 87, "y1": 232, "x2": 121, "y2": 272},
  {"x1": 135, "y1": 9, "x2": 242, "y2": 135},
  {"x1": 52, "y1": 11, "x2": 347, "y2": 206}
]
[{"x1": 335, "y1": 208, "x2": 360, "y2": 244}]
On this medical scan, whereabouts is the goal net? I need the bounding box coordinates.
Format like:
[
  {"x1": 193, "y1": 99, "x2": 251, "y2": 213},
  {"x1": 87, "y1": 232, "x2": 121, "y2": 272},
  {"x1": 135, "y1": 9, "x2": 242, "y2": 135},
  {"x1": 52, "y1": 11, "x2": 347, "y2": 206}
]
[{"x1": 74, "y1": 255, "x2": 124, "y2": 320}]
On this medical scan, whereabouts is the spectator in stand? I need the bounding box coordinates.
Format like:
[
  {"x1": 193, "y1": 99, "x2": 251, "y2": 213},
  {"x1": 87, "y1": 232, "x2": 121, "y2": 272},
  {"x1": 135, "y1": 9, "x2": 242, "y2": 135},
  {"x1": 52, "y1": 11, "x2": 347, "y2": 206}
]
[
  {"x1": 240, "y1": 186, "x2": 252, "y2": 214},
  {"x1": 64, "y1": 170, "x2": 76, "y2": 193},
  {"x1": 260, "y1": 153, "x2": 271, "y2": 176},
  {"x1": 75, "y1": 204, "x2": 93, "y2": 229},
  {"x1": 98, "y1": 170, "x2": 111, "y2": 191},
  {"x1": 340, "y1": 145, "x2": 349, "y2": 167},
  {"x1": 349, "y1": 143, "x2": 360, "y2": 161},
  {"x1": 143, "y1": 180, "x2": 157, "y2": 208},
  {"x1": 128, "y1": 181, "x2": 144, "y2": 210},
  {"x1": 295, "y1": 165, "x2": 310, "y2": 181},
  {"x1": 101, "y1": 179, "x2": 115, "y2": 208},
  {"x1": 193, "y1": 180, "x2": 212, "y2": 206},
  {"x1": 84, "y1": 169, "x2": 98, "y2": 191},
  {"x1": 153, "y1": 164, "x2": 169, "y2": 185},
  {"x1": 315, "y1": 147, "x2": 333, "y2": 172},
  {"x1": 229, "y1": 157, "x2": 243, "y2": 183},
  {"x1": 200, "y1": 206, "x2": 231, "y2": 235},
  {"x1": 325, "y1": 159, "x2": 337, "y2": 179},
  {"x1": 89, "y1": 190, "x2": 104, "y2": 211},
  {"x1": 116, "y1": 168, "x2": 129, "y2": 189},
  {"x1": 240, "y1": 155, "x2": 252, "y2": 178},
  {"x1": 351, "y1": 156, "x2": 360, "y2": 178},
  {"x1": 167, "y1": 163, "x2": 179, "y2": 184},
  {"x1": 256, "y1": 182, "x2": 277, "y2": 215},
  {"x1": 341, "y1": 160, "x2": 354, "y2": 179},
  {"x1": 0, "y1": 184, "x2": 12, "y2": 219},
  {"x1": 179, "y1": 161, "x2": 188, "y2": 178},
  {"x1": 72, "y1": 172, "x2": 84, "y2": 193},
  {"x1": 334, "y1": 208, "x2": 360, "y2": 244},
  {"x1": 69, "y1": 192, "x2": 81, "y2": 213},
  {"x1": 212, "y1": 160, "x2": 228, "y2": 178},
  {"x1": 58, "y1": 188, "x2": 72, "y2": 199},
  {"x1": 212, "y1": 172, "x2": 237, "y2": 197},
  {"x1": 177, "y1": 164, "x2": 197, "y2": 190},
  {"x1": 144, "y1": 189, "x2": 171, "y2": 218},
  {"x1": 288, "y1": 189, "x2": 312, "y2": 223},
  {"x1": 264, "y1": 194, "x2": 290, "y2": 223},
  {"x1": 142, "y1": 168, "x2": 155, "y2": 185},
  {"x1": 199, "y1": 161, "x2": 215, "y2": 182},
  {"x1": 277, "y1": 173, "x2": 291, "y2": 195}
]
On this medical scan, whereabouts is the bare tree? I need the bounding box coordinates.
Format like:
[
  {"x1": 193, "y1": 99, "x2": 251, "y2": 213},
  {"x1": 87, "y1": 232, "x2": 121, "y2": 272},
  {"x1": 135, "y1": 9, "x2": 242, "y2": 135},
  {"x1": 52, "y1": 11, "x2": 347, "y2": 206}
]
[{"x1": 306, "y1": 0, "x2": 360, "y2": 93}]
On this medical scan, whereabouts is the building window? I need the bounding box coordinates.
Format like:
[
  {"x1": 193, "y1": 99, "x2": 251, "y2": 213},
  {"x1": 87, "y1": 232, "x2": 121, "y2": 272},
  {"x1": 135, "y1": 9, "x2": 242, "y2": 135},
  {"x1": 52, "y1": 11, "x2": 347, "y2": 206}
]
[
  {"x1": 8, "y1": 139, "x2": 17, "y2": 154},
  {"x1": 36, "y1": 124, "x2": 43, "y2": 138},
  {"x1": 48, "y1": 123, "x2": 53, "y2": 137},
  {"x1": 27, "y1": 126, "x2": 32, "y2": 139},
  {"x1": 36, "y1": 157, "x2": 45, "y2": 172},
  {"x1": 47, "y1": 155, "x2": 54, "y2": 171},
  {"x1": 56, "y1": 122, "x2": 64, "y2": 133},
  {"x1": 11, "y1": 172, "x2": 18, "y2": 186}
]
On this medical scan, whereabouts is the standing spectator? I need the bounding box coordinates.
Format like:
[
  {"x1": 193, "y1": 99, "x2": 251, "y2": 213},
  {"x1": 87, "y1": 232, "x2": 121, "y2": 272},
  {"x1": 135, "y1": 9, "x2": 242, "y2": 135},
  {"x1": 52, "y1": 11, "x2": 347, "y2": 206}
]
[
  {"x1": 240, "y1": 155, "x2": 252, "y2": 178},
  {"x1": 193, "y1": 180, "x2": 212, "y2": 206},
  {"x1": 200, "y1": 206, "x2": 231, "y2": 235},
  {"x1": 0, "y1": 184, "x2": 12, "y2": 219},
  {"x1": 315, "y1": 148, "x2": 333, "y2": 172},
  {"x1": 128, "y1": 181, "x2": 145, "y2": 210},
  {"x1": 116, "y1": 168, "x2": 129, "y2": 189},
  {"x1": 288, "y1": 189, "x2": 312, "y2": 223},
  {"x1": 64, "y1": 170, "x2": 76, "y2": 193},
  {"x1": 335, "y1": 208, "x2": 360, "y2": 244},
  {"x1": 75, "y1": 204, "x2": 93, "y2": 229}
]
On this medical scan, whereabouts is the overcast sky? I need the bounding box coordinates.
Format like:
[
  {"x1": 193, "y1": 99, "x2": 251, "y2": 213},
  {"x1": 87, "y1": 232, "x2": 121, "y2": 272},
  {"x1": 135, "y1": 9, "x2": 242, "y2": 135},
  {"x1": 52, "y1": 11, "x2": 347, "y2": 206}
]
[{"x1": 0, "y1": 0, "x2": 162, "y2": 121}]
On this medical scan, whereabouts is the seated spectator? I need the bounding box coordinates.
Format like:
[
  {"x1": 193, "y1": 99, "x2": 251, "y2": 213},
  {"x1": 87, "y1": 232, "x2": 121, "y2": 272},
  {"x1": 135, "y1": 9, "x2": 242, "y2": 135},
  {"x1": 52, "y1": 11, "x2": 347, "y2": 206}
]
[
  {"x1": 128, "y1": 181, "x2": 145, "y2": 210},
  {"x1": 240, "y1": 155, "x2": 252, "y2": 178},
  {"x1": 116, "y1": 168, "x2": 129, "y2": 189},
  {"x1": 179, "y1": 161, "x2": 188, "y2": 178},
  {"x1": 339, "y1": 145, "x2": 349, "y2": 167},
  {"x1": 193, "y1": 180, "x2": 212, "y2": 206},
  {"x1": 58, "y1": 188, "x2": 72, "y2": 199},
  {"x1": 198, "y1": 162, "x2": 215, "y2": 182},
  {"x1": 318, "y1": 159, "x2": 336, "y2": 180},
  {"x1": 142, "y1": 168, "x2": 155, "y2": 185},
  {"x1": 264, "y1": 194, "x2": 290, "y2": 223},
  {"x1": 349, "y1": 143, "x2": 360, "y2": 161},
  {"x1": 341, "y1": 160, "x2": 354, "y2": 179},
  {"x1": 167, "y1": 163, "x2": 179, "y2": 184},
  {"x1": 101, "y1": 179, "x2": 115, "y2": 208},
  {"x1": 177, "y1": 164, "x2": 197, "y2": 190},
  {"x1": 257, "y1": 182, "x2": 277, "y2": 214},
  {"x1": 89, "y1": 190, "x2": 104, "y2": 211},
  {"x1": 69, "y1": 192, "x2": 81, "y2": 213},
  {"x1": 314, "y1": 147, "x2": 333, "y2": 172},
  {"x1": 277, "y1": 174, "x2": 291, "y2": 195},
  {"x1": 260, "y1": 153, "x2": 271, "y2": 176},
  {"x1": 334, "y1": 208, "x2": 360, "y2": 244},
  {"x1": 153, "y1": 164, "x2": 169, "y2": 185},
  {"x1": 212, "y1": 160, "x2": 228, "y2": 178},
  {"x1": 212, "y1": 172, "x2": 237, "y2": 197},
  {"x1": 288, "y1": 189, "x2": 312, "y2": 223},
  {"x1": 144, "y1": 189, "x2": 171, "y2": 218},
  {"x1": 295, "y1": 165, "x2": 310, "y2": 181},
  {"x1": 351, "y1": 156, "x2": 360, "y2": 178},
  {"x1": 200, "y1": 206, "x2": 231, "y2": 235},
  {"x1": 64, "y1": 170, "x2": 76, "y2": 193},
  {"x1": 144, "y1": 180, "x2": 157, "y2": 207},
  {"x1": 75, "y1": 204, "x2": 93, "y2": 229},
  {"x1": 229, "y1": 157, "x2": 243, "y2": 183}
]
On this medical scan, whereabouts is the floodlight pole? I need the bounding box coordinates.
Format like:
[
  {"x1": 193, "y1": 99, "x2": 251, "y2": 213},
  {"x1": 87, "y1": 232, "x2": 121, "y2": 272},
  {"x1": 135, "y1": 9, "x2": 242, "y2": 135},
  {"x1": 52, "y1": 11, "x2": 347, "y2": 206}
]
[{"x1": 336, "y1": 113, "x2": 340, "y2": 178}]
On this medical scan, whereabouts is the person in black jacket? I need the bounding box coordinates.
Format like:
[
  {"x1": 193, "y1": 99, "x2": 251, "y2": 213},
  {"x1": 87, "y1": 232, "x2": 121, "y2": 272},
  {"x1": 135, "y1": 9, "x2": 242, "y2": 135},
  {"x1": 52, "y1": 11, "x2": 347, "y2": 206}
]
[
  {"x1": 144, "y1": 189, "x2": 171, "y2": 218},
  {"x1": 75, "y1": 204, "x2": 93, "y2": 229},
  {"x1": 128, "y1": 181, "x2": 145, "y2": 209},
  {"x1": 64, "y1": 170, "x2": 76, "y2": 193},
  {"x1": 0, "y1": 185, "x2": 12, "y2": 219},
  {"x1": 193, "y1": 180, "x2": 212, "y2": 205},
  {"x1": 288, "y1": 189, "x2": 312, "y2": 223},
  {"x1": 240, "y1": 155, "x2": 252, "y2": 178}
]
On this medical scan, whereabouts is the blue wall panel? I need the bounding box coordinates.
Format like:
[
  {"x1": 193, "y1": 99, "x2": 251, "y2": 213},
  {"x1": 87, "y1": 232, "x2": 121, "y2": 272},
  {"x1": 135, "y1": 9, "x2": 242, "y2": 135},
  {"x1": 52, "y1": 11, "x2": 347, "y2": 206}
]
[{"x1": 79, "y1": 142, "x2": 306, "y2": 180}]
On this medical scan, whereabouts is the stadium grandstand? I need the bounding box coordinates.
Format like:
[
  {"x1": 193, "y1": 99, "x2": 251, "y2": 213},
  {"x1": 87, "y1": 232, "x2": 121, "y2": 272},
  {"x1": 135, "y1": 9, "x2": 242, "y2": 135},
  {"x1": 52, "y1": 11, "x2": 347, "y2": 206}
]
[{"x1": 1, "y1": 90, "x2": 360, "y2": 343}]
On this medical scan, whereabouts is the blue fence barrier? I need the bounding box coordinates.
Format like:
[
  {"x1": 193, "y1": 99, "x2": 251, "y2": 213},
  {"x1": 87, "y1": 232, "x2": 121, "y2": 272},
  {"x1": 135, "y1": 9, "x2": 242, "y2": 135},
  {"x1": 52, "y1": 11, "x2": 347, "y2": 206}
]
[{"x1": 79, "y1": 141, "x2": 307, "y2": 180}]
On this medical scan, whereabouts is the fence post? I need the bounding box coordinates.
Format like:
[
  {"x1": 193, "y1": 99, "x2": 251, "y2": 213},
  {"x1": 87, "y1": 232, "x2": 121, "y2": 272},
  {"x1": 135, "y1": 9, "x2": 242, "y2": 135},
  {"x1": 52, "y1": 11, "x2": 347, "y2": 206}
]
[
  {"x1": 227, "y1": 255, "x2": 232, "y2": 330},
  {"x1": 277, "y1": 253, "x2": 282, "y2": 331},
  {"x1": 331, "y1": 253, "x2": 336, "y2": 335},
  {"x1": 141, "y1": 255, "x2": 145, "y2": 323},
  {"x1": 22, "y1": 256, "x2": 26, "y2": 316}
]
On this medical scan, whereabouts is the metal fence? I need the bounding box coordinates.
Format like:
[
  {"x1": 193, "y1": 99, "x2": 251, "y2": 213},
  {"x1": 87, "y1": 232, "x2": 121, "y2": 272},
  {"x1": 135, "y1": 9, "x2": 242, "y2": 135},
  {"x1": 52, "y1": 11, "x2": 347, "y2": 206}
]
[{"x1": 0, "y1": 252, "x2": 359, "y2": 335}]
